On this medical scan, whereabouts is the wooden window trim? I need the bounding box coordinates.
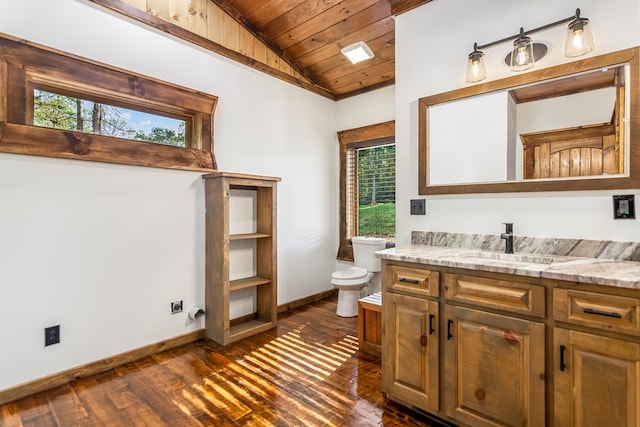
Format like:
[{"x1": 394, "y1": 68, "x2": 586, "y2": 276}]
[
  {"x1": 0, "y1": 34, "x2": 218, "y2": 172},
  {"x1": 337, "y1": 120, "x2": 395, "y2": 261}
]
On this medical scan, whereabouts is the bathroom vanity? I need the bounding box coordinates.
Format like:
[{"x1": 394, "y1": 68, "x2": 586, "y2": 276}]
[{"x1": 378, "y1": 232, "x2": 640, "y2": 427}]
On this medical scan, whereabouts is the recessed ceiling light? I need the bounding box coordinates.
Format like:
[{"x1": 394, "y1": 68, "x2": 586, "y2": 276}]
[{"x1": 341, "y1": 41, "x2": 374, "y2": 64}]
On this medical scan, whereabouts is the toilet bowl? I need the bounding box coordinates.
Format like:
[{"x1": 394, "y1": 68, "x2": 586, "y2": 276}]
[{"x1": 331, "y1": 236, "x2": 387, "y2": 317}]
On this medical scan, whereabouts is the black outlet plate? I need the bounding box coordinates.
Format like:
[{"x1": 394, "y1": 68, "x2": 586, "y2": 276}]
[
  {"x1": 45, "y1": 325, "x2": 60, "y2": 346},
  {"x1": 613, "y1": 195, "x2": 635, "y2": 219},
  {"x1": 410, "y1": 199, "x2": 426, "y2": 215}
]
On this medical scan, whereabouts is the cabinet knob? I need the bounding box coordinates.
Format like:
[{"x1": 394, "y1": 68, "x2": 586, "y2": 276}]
[{"x1": 420, "y1": 334, "x2": 428, "y2": 347}]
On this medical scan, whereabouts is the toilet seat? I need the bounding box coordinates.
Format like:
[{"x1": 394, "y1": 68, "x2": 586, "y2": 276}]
[{"x1": 331, "y1": 267, "x2": 371, "y2": 286}]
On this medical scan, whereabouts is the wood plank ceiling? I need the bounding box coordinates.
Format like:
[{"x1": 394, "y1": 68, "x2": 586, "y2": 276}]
[
  {"x1": 90, "y1": 0, "x2": 433, "y2": 100},
  {"x1": 212, "y1": 0, "x2": 431, "y2": 99}
]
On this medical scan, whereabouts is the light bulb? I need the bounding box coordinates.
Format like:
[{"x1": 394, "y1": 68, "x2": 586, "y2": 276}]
[
  {"x1": 471, "y1": 61, "x2": 480, "y2": 77},
  {"x1": 572, "y1": 29, "x2": 584, "y2": 49},
  {"x1": 516, "y1": 47, "x2": 529, "y2": 66}
]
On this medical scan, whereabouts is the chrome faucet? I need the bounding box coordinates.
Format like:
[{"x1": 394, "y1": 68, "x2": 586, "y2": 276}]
[{"x1": 500, "y1": 223, "x2": 514, "y2": 254}]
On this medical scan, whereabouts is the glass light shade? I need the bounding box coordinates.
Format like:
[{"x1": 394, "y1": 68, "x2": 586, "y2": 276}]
[
  {"x1": 465, "y1": 50, "x2": 487, "y2": 83},
  {"x1": 510, "y1": 35, "x2": 535, "y2": 72},
  {"x1": 565, "y1": 18, "x2": 594, "y2": 57}
]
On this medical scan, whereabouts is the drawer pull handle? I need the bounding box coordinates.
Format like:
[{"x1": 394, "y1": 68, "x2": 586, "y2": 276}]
[
  {"x1": 399, "y1": 278, "x2": 419, "y2": 284},
  {"x1": 447, "y1": 320, "x2": 454, "y2": 340},
  {"x1": 429, "y1": 314, "x2": 435, "y2": 335},
  {"x1": 559, "y1": 345, "x2": 567, "y2": 372},
  {"x1": 420, "y1": 334, "x2": 428, "y2": 347},
  {"x1": 583, "y1": 308, "x2": 623, "y2": 319}
]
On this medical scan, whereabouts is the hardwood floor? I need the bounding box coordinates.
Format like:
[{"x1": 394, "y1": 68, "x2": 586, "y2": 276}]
[{"x1": 0, "y1": 297, "x2": 448, "y2": 426}]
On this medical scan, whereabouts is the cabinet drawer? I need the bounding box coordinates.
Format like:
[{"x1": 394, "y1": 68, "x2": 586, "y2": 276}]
[
  {"x1": 554, "y1": 289, "x2": 640, "y2": 336},
  {"x1": 386, "y1": 265, "x2": 440, "y2": 297},
  {"x1": 445, "y1": 273, "x2": 545, "y2": 318}
]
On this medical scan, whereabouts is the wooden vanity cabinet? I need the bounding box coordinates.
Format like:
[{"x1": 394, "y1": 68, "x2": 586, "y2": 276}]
[
  {"x1": 553, "y1": 286, "x2": 640, "y2": 427},
  {"x1": 383, "y1": 292, "x2": 439, "y2": 411},
  {"x1": 383, "y1": 260, "x2": 640, "y2": 427},
  {"x1": 443, "y1": 273, "x2": 546, "y2": 427},
  {"x1": 382, "y1": 262, "x2": 547, "y2": 427},
  {"x1": 382, "y1": 264, "x2": 440, "y2": 412}
]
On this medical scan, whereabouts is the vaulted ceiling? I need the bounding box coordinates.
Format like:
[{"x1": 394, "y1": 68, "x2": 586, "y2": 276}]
[
  {"x1": 91, "y1": 0, "x2": 432, "y2": 100},
  {"x1": 213, "y1": 0, "x2": 431, "y2": 98}
]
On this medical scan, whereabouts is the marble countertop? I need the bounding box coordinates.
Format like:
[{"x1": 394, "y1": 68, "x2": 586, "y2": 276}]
[{"x1": 376, "y1": 245, "x2": 640, "y2": 290}]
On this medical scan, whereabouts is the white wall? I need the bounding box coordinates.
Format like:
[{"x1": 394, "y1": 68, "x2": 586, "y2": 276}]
[
  {"x1": 0, "y1": 0, "x2": 340, "y2": 390},
  {"x1": 395, "y1": 0, "x2": 640, "y2": 243}
]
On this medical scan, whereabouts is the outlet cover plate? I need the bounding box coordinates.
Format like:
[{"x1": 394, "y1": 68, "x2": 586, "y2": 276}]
[
  {"x1": 45, "y1": 325, "x2": 60, "y2": 346},
  {"x1": 171, "y1": 300, "x2": 183, "y2": 314},
  {"x1": 613, "y1": 195, "x2": 635, "y2": 219},
  {"x1": 410, "y1": 199, "x2": 426, "y2": 215}
]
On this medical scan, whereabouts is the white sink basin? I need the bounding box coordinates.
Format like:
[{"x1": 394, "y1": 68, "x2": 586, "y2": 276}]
[{"x1": 459, "y1": 251, "x2": 557, "y2": 265}]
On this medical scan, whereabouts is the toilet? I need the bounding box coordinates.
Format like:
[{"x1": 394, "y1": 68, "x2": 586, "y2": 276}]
[{"x1": 331, "y1": 236, "x2": 387, "y2": 317}]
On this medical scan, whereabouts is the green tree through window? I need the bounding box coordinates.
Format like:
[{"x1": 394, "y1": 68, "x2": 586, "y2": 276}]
[
  {"x1": 33, "y1": 89, "x2": 186, "y2": 147},
  {"x1": 357, "y1": 144, "x2": 395, "y2": 239}
]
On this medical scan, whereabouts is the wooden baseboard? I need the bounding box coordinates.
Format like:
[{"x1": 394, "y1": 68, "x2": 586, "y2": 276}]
[
  {"x1": 1, "y1": 291, "x2": 337, "y2": 405},
  {"x1": 0, "y1": 329, "x2": 205, "y2": 406},
  {"x1": 277, "y1": 289, "x2": 337, "y2": 313}
]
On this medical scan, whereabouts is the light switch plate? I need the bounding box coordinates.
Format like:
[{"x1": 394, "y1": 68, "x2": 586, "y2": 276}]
[{"x1": 613, "y1": 195, "x2": 635, "y2": 219}]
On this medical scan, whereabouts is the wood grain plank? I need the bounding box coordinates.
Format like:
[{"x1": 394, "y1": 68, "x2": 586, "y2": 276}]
[
  {"x1": 0, "y1": 123, "x2": 216, "y2": 172},
  {"x1": 390, "y1": 0, "x2": 433, "y2": 15},
  {"x1": 272, "y1": 0, "x2": 380, "y2": 50},
  {"x1": 262, "y1": 0, "x2": 344, "y2": 39},
  {"x1": 235, "y1": 0, "x2": 306, "y2": 27},
  {"x1": 186, "y1": 0, "x2": 208, "y2": 37},
  {"x1": 304, "y1": 25, "x2": 394, "y2": 73},
  {"x1": 329, "y1": 59, "x2": 395, "y2": 93},
  {"x1": 284, "y1": 2, "x2": 391, "y2": 60},
  {"x1": 207, "y1": 2, "x2": 226, "y2": 44}
]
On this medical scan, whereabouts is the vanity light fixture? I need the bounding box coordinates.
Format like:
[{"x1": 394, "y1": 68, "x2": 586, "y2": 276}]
[
  {"x1": 341, "y1": 41, "x2": 374, "y2": 64},
  {"x1": 465, "y1": 8, "x2": 595, "y2": 83},
  {"x1": 465, "y1": 43, "x2": 487, "y2": 83},
  {"x1": 565, "y1": 9, "x2": 594, "y2": 57}
]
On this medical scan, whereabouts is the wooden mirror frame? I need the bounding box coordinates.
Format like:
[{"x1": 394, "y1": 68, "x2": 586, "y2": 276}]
[{"x1": 418, "y1": 47, "x2": 640, "y2": 195}]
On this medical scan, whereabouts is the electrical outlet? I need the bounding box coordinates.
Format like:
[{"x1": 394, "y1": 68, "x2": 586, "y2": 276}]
[
  {"x1": 613, "y1": 195, "x2": 635, "y2": 219},
  {"x1": 171, "y1": 301, "x2": 183, "y2": 314},
  {"x1": 410, "y1": 199, "x2": 426, "y2": 215},
  {"x1": 45, "y1": 325, "x2": 60, "y2": 346}
]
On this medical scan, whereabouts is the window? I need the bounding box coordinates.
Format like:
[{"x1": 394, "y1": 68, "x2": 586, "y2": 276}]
[
  {"x1": 34, "y1": 90, "x2": 188, "y2": 147},
  {"x1": 337, "y1": 121, "x2": 395, "y2": 261},
  {"x1": 0, "y1": 34, "x2": 218, "y2": 171}
]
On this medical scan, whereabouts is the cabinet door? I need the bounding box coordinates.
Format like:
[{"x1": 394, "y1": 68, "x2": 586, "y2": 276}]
[
  {"x1": 382, "y1": 292, "x2": 439, "y2": 412},
  {"x1": 554, "y1": 328, "x2": 640, "y2": 427},
  {"x1": 444, "y1": 305, "x2": 545, "y2": 427}
]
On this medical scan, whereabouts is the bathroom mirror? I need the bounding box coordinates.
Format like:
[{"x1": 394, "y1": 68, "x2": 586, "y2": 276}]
[{"x1": 418, "y1": 47, "x2": 640, "y2": 194}]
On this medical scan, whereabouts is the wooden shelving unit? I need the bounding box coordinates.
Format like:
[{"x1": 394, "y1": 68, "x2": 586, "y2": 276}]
[{"x1": 202, "y1": 172, "x2": 280, "y2": 345}]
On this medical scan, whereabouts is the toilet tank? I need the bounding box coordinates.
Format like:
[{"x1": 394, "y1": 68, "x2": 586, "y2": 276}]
[{"x1": 352, "y1": 236, "x2": 387, "y2": 272}]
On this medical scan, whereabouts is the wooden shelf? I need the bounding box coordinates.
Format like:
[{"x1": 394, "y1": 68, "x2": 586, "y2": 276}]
[
  {"x1": 203, "y1": 172, "x2": 279, "y2": 346},
  {"x1": 230, "y1": 276, "x2": 271, "y2": 291},
  {"x1": 229, "y1": 233, "x2": 271, "y2": 240},
  {"x1": 229, "y1": 319, "x2": 276, "y2": 341}
]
